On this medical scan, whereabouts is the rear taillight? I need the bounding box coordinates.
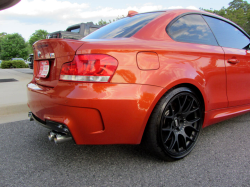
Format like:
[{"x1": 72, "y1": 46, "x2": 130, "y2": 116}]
[{"x1": 59, "y1": 54, "x2": 118, "y2": 82}]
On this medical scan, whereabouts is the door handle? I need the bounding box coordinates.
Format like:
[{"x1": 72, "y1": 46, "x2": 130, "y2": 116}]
[{"x1": 228, "y1": 59, "x2": 239, "y2": 64}]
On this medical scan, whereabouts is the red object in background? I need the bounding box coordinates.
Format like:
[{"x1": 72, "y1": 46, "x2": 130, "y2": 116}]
[{"x1": 27, "y1": 9, "x2": 250, "y2": 160}]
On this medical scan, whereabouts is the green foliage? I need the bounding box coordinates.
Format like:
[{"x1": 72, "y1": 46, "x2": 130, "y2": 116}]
[
  {"x1": 1, "y1": 60, "x2": 28, "y2": 69},
  {"x1": 98, "y1": 19, "x2": 112, "y2": 25},
  {"x1": 201, "y1": 0, "x2": 250, "y2": 34},
  {"x1": 0, "y1": 32, "x2": 7, "y2": 57},
  {"x1": 28, "y1": 29, "x2": 48, "y2": 46},
  {"x1": 97, "y1": 15, "x2": 125, "y2": 25},
  {"x1": 26, "y1": 41, "x2": 33, "y2": 54},
  {"x1": 0, "y1": 32, "x2": 7, "y2": 36},
  {"x1": 229, "y1": 0, "x2": 250, "y2": 11},
  {"x1": 27, "y1": 29, "x2": 48, "y2": 55},
  {"x1": 0, "y1": 33, "x2": 28, "y2": 60}
]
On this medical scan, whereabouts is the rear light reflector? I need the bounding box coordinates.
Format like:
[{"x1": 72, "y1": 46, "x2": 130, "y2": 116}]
[
  {"x1": 59, "y1": 54, "x2": 118, "y2": 82},
  {"x1": 60, "y1": 75, "x2": 109, "y2": 82}
]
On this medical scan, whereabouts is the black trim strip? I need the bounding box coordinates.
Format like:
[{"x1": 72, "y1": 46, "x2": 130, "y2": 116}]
[
  {"x1": 201, "y1": 15, "x2": 220, "y2": 46},
  {"x1": 32, "y1": 113, "x2": 71, "y2": 135}
]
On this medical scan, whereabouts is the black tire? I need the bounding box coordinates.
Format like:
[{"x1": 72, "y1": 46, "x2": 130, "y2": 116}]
[{"x1": 142, "y1": 87, "x2": 204, "y2": 161}]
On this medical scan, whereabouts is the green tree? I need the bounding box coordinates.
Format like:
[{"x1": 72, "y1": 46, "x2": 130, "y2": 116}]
[
  {"x1": 201, "y1": 0, "x2": 250, "y2": 34},
  {"x1": 98, "y1": 19, "x2": 112, "y2": 25},
  {"x1": 97, "y1": 15, "x2": 125, "y2": 26},
  {"x1": 0, "y1": 32, "x2": 7, "y2": 57},
  {"x1": 29, "y1": 29, "x2": 48, "y2": 46},
  {"x1": 0, "y1": 33, "x2": 28, "y2": 60},
  {"x1": 26, "y1": 41, "x2": 33, "y2": 54},
  {"x1": 229, "y1": 0, "x2": 250, "y2": 11},
  {"x1": 0, "y1": 32, "x2": 7, "y2": 36}
]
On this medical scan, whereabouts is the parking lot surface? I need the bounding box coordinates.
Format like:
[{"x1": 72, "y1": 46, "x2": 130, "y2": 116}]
[
  {"x1": 1, "y1": 113, "x2": 250, "y2": 186},
  {"x1": 0, "y1": 68, "x2": 33, "y2": 124}
]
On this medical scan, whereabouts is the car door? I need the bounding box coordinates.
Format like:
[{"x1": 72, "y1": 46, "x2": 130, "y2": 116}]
[{"x1": 204, "y1": 15, "x2": 250, "y2": 107}]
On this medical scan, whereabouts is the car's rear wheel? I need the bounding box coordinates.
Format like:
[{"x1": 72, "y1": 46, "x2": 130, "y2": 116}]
[{"x1": 142, "y1": 87, "x2": 204, "y2": 161}]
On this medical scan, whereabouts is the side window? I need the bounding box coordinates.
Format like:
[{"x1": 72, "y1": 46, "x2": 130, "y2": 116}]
[
  {"x1": 167, "y1": 14, "x2": 218, "y2": 46},
  {"x1": 203, "y1": 16, "x2": 249, "y2": 49}
]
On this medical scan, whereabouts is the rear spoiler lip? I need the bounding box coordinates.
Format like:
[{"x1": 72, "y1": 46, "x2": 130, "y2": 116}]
[{"x1": 33, "y1": 39, "x2": 85, "y2": 60}]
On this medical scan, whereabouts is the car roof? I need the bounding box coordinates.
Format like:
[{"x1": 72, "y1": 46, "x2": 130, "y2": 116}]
[
  {"x1": 133, "y1": 9, "x2": 250, "y2": 40},
  {"x1": 142, "y1": 9, "x2": 230, "y2": 23}
]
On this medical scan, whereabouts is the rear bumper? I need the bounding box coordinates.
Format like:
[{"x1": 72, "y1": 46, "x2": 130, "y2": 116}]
[{"x1": 27, "y1": 81, "x2": 165, "y2": 144}]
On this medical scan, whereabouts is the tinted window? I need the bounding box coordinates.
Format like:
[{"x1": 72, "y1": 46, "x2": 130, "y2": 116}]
[
  {"x1": 168, "y1": 14, "x2": 218, "y2": 46},
  {"x1": 203, "y1": 16, "x2": 249, "y2": 49},
  {"x1": 83, "y1": 12, "x2": 163, "y2": 39}
]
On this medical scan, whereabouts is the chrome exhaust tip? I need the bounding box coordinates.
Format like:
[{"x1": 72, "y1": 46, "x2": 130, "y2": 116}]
[
  {"x1": 28, "y1": 112, "x2": 34, "y2": 121},
  {"x1": 48, "y1": 131, "x2": 56, "y2": 141},
  {"x1": 54, "y1": 134, "x2": 72, "y2": 144}
]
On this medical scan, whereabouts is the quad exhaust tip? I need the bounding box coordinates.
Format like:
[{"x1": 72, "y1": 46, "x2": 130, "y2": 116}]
[
  {"x1": 29, "y1": 112, "x2": 72, "y2": 144},
  {"x1": 48, "y1": 131, "x2": 56, "y2": 141},
  {"x1": 28, "y1": 111, "x2": 34, "y2": 121},
  {"x1": 48, "y1": 131, "x2": 72, "y2": 144}
]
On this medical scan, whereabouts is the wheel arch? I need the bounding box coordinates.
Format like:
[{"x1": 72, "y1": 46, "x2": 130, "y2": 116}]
[
  {"x1": 171, "y1": 83, "x2": 205, "y2": 113},
  {"x1": 139, "y1": 81, "x2": 206, "y2": 143}
]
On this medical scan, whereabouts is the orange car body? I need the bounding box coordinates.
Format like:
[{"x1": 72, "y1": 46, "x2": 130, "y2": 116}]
[{"x1": 27, "y1": 9, "x2": 250, "y2": 145}]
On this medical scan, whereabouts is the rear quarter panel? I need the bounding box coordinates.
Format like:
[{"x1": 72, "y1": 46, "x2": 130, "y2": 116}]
[{"x1": 77, "y1": 38, "x2": 227, "y2": 112}]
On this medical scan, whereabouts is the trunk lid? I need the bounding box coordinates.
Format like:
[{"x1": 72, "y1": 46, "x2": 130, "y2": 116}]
[{"x1": 33, "y1": 39, "x2": 84, "y2": 87}]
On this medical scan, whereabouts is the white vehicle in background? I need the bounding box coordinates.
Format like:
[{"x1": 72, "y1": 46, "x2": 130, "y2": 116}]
[{"x1": 11, "y1": 58, "x2": 24, "y2": 61}]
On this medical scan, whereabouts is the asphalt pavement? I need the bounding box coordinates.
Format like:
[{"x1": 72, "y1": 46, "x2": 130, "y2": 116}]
[
  {"x1": 1, "y1": 68, "x2": 250, "y2": 186},
  {"x1": 0, "y1": 68, "x2": 33, "y2": 124},
  {"x1": 1, "y1": 113, "x2": 250, "y2": 186}
]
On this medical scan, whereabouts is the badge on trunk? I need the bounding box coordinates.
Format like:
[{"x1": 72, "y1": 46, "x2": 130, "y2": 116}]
[{"x1": 37, "y1": 61, "x2": 50, "y2": 78}]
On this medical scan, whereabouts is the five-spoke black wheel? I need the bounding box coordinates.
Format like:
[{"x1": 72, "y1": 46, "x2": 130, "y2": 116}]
[{"x1": 142, "y1": 87, "x2": 203, "y2": 161}]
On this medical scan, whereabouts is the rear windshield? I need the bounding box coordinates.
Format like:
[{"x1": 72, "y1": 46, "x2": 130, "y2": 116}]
[{"x1": 83, "y1": 12, "x2": 164, "y2": 39}]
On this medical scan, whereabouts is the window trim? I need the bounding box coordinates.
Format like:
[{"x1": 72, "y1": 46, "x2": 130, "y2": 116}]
[{"x1": 166, "y1": 12, "x2": 250, "y2": 45}]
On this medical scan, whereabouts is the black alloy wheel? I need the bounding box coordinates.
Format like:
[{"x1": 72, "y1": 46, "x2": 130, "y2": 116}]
[
  {"x1": 142, "y1": 87, "x2": 204, "y2": 161},
  {"x1": 160, "y1": 92, "x2": 202, "y2": 157}
]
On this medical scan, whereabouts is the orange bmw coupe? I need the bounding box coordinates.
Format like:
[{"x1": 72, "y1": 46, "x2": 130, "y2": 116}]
[{"x1": 27, "y1": 9, "x2": 250, "y2": 161}]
